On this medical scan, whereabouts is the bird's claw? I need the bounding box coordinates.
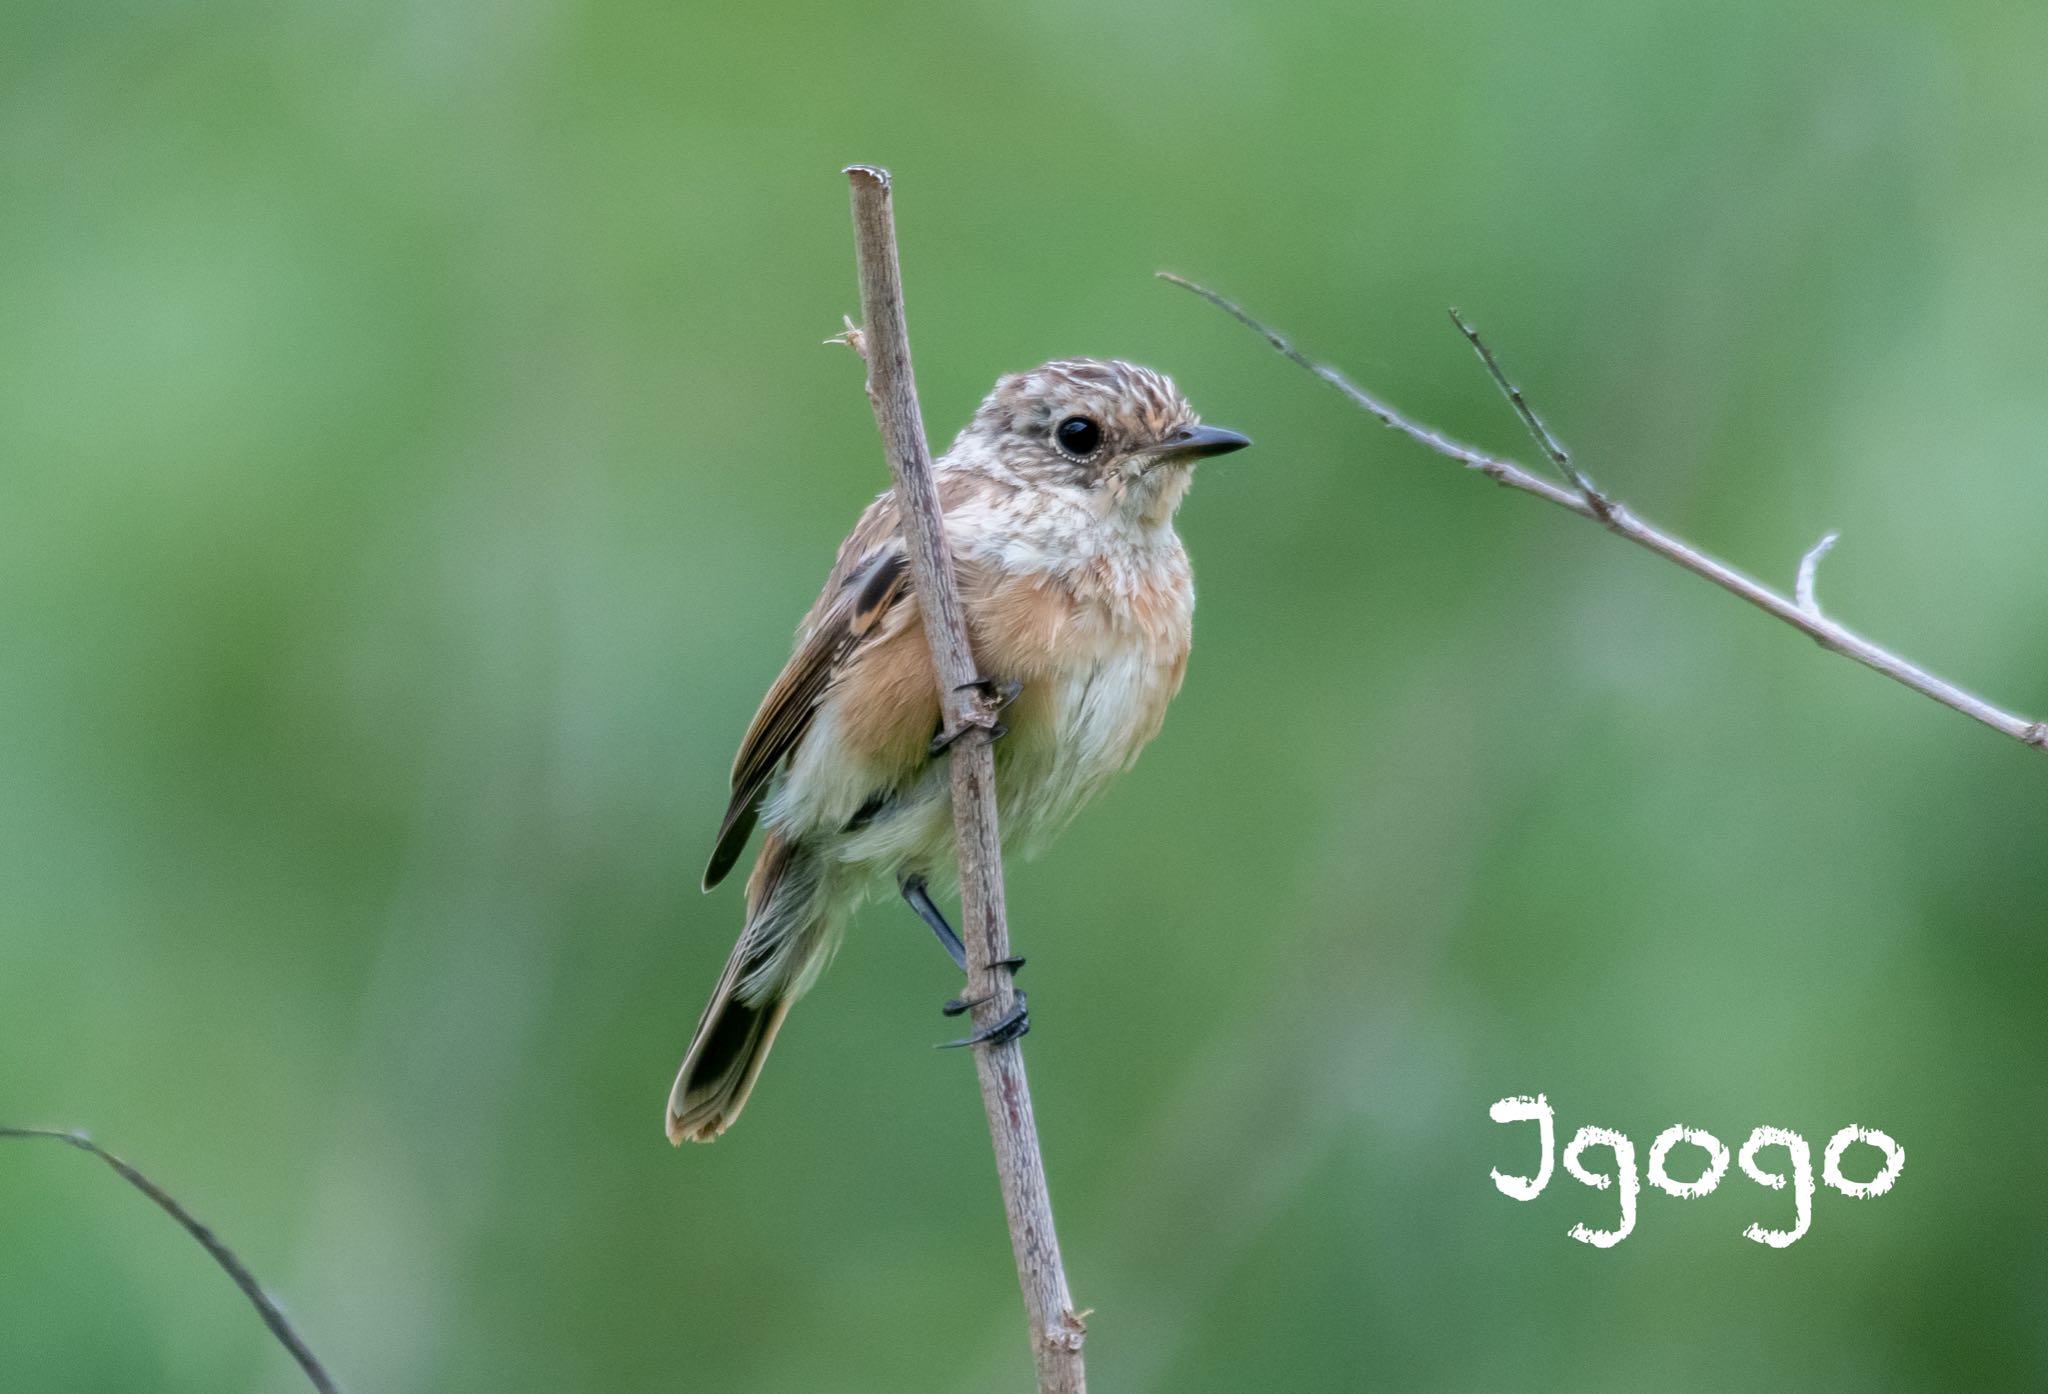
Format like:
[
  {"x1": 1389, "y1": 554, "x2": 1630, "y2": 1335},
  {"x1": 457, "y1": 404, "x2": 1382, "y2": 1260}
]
[
  {"x1": 996, "y1": 679, "x2": 1022, "y2": 706},
  {"x1": 929, "y1": 721, "x2": 999, "y2": 756},
  {"x1": 928, "y1": 679, "x2": 1023, "y2": 756},
  {"x1": 938, "y1": 957, "x2": 1028, "y2": 1045},
  {"x1": 940, "y1": 957, "x2": 1025, "y2": 1016},
  {"x1": 938, "y1": 990, "x2": 1030, "y2": 1049},
  {"x1": 964, "y1": 677, "x2": 1024, "y2": 709}
]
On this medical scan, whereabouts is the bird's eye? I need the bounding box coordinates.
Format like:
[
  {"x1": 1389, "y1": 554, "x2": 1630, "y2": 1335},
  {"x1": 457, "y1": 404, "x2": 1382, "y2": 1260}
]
[{"x1": 1055, "y1": 415, "x2": 1103, "y2": 457}]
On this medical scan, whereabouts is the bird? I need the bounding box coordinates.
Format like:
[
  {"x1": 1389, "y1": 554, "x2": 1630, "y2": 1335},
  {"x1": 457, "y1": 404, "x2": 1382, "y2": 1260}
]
[{"x1": 668, "y1": 357, "x2": 1250, "y2": 1143}]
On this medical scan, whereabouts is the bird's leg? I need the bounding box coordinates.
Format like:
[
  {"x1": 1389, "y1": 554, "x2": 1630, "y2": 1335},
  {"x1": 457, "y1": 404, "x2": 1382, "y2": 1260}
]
[
  {"x1": 929, "y1": 677, "x2": 1024, "y2": 756},
  {"x1": 899, "y1": 873, "x2": 967, "y2": 972},
  {"x1": 899, "y1": 873, "x2": 1027, "y2": 1046}
]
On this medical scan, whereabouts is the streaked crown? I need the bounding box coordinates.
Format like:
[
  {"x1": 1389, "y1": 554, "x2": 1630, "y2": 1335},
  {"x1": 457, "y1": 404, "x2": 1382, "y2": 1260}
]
[{"x1": 970, "y1": 358, "x2": 1195, "y2": 458}]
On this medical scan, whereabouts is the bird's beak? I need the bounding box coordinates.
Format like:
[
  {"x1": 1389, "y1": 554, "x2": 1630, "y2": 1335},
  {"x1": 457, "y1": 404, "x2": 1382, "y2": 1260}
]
[{"x1": 1154, "y1": 423, "x2": 1252, "y2": 463}]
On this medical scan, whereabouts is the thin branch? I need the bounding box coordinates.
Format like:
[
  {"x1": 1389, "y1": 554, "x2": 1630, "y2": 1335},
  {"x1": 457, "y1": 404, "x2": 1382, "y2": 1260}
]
[
  {"x1": 823, "y1": 313, "x2": 866, "y2": 356},
  {"x1": 845, "y1": 165, "x2": 1087, "y2": 1394},
  {"x1": 0, "y1": 1126, "x2": 339, "y2": 1393},
  {"x1": 1798, "y1": 532, "x2": 1840, "y2": 618},
  {"x1": 1448, "y1": 306, "x2": 1612, "y2": 519},
  {"x1": 1160, "y1": 272, "x2": 2048, "y2": 757}
]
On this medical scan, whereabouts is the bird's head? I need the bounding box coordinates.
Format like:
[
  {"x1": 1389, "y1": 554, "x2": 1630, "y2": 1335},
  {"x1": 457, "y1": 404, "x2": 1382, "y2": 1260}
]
[{"x1": 956, "y1": 358, "x2": 1250, "y2": 524}]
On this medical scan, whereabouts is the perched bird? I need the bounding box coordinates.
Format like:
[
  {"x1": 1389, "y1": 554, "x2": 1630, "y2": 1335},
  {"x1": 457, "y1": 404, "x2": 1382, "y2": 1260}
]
[{"x1": 668, "y1": 358, "x2": 1249, "y2": 1143}]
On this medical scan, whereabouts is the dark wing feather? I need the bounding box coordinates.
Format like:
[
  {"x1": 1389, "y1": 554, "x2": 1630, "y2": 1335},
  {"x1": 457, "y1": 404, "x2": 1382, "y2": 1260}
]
[{"x1": 702, "y1": 546, "x2": 908, "y2": 890}]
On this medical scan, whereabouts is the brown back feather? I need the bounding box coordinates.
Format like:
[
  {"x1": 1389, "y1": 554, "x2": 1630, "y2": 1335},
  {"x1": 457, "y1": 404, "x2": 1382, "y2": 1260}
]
[{"x1": 702, "y1": 495, "x2": 910, "y2": 889}]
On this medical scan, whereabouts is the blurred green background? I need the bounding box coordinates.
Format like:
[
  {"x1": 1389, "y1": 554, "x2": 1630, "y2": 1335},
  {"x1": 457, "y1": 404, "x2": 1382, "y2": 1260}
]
[{"x1": 4, "y1": 0, "x2": 2046, "y2": 1389}]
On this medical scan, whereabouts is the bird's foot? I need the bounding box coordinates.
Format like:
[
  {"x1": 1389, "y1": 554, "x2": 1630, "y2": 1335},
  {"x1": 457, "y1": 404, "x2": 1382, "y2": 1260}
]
[
  {"x1": 938, "y1": 957, "x2": 1028, "y2": 1048},
  {"x1": 928, "y1": 678, "x2": 1024, "y2": 756},
  {"x1": 940, "y1": 957, "x2": 1025, "y2": 1016},
  {"x1": 939, "y1": 991, "x2": 1030, "y2": 1049}
]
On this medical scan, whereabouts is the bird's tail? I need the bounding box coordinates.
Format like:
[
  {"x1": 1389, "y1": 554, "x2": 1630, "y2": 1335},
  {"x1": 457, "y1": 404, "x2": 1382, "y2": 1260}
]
[{"x1": 667, "y1": 833, "x2": 846, "y2": 1143}]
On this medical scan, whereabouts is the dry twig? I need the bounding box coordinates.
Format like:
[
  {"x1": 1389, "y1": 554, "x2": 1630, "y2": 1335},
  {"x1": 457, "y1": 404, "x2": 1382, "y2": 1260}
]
[
  {"x1": 844, "y1": 165, "x2": 1087, "y2": 1394},
  {"x1": 0, "y1": 1126, "x2": 338, "y2": 1393},
  {"x1": 1161, "y1": 273, "x2": 2048, "y2": 756}
]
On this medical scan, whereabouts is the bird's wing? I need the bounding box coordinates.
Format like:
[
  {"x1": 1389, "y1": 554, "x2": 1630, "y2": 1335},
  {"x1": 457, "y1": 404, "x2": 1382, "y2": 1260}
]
[{"x1": 702, "y1": 494, "x2": 910, "y2": 890}]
